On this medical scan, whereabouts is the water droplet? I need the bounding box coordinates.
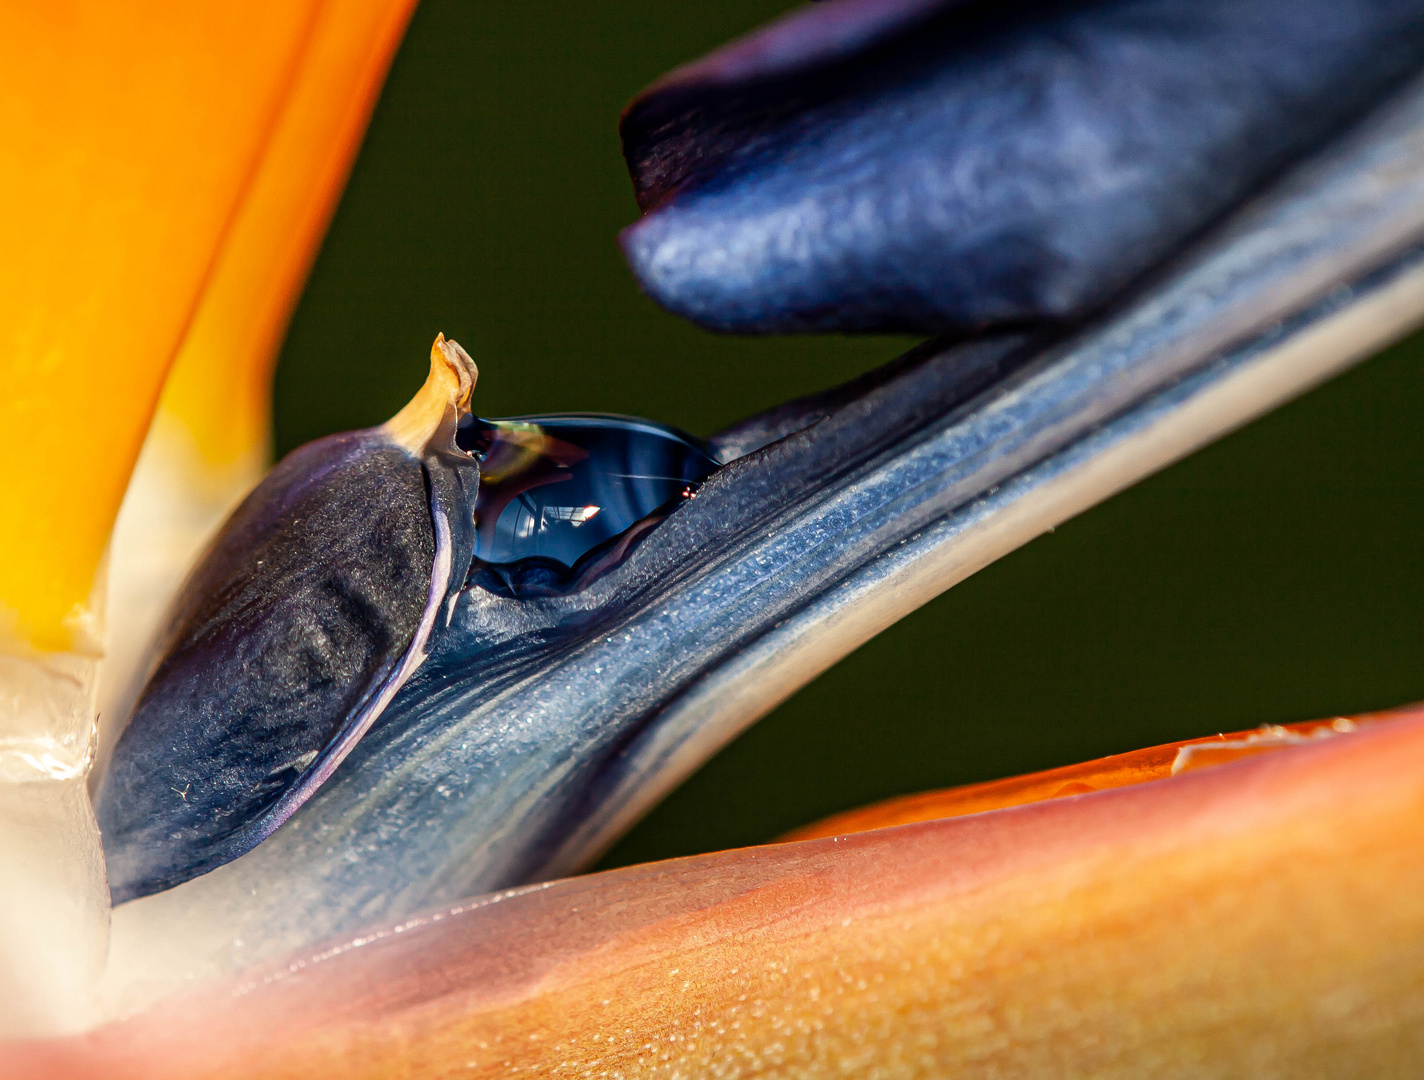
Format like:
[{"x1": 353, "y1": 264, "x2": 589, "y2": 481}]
[{"x1": 458, "y1": 413, "x2": 718, "y2": 571}]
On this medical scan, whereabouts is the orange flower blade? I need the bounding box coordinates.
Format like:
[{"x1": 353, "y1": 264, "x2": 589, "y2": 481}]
[
  {"x1": 0, "y1": 2, "x2": 332, "y2": 651},
  {"x1": 782, "y1": 713, "x2": 1379, "y2": 840},
  {"x1": 22, "y1": 705, "x2": 1424, "y2": 1077},
  {"x1": 157, "y1": 0, "x2": 418, "y2": 484}
]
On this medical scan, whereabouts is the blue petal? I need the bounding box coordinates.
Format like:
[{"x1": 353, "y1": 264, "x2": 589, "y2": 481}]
[{"x1": 621, "y1": 0, "x2": 1424, "y2": 332}]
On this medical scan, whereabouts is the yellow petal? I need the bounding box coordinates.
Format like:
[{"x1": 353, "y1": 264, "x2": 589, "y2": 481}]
[
  {"x1": 0, "y1": 1, "x2": 408, "y2": 653},
  {"x1": 18, "y1": 705, "x2": 1424, "y2": 1076}
]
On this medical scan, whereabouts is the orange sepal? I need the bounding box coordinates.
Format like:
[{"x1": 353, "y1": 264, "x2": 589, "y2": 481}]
[
  {"x1": 783, "y1": 713, "x2": 1377, "y2": 840},
  {"x1": 0, "y1": 0, "x2": 414, "y2": 653},
  {"x1": 19, "y1": 704, "x2": 1424, "y2": 1077},
  {"x1": 157, "y1": 0, "x2": 418, "y2": 484}
]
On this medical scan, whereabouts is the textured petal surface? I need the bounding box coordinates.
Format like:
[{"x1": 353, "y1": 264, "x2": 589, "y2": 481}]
[
  {"x1": 20, "y1": 705, "x2": 1424, "y2": 1077},
  {"x1": 99, "y1": 339, "x2": 477, "y2": 903}
]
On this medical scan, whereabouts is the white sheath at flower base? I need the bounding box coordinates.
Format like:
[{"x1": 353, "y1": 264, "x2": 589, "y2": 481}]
[{"x1": 0, "y1": 649, "x2": 107, "y2": 1038}]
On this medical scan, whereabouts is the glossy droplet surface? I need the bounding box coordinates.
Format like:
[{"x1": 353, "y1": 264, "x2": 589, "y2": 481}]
[{"x1": 458, "y1": 414, "x2": 719, "y2": 570}]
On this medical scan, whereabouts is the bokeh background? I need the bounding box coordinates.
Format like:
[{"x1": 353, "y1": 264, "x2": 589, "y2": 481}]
[{"x1": 273, "y1": 0, "x2": 1424, "y2": 869}]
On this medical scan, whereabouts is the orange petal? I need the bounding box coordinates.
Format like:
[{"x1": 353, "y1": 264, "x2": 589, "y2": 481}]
[
  {"x1": 0, "y1": 1, "x2": 410, "y2": 653},
  {"x1": 156, "y1": 0, "x2": 417, "y2": 486},
  {"x1": 19, "y1": 704, "x2": 1424, "y2": 1076},
  {"x1": 782, "y1": 712, "x2": 1380, "y2": 840}
]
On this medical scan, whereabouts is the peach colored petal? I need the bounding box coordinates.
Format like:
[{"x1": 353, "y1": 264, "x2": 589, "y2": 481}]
[{"x1": 19, "y1": 704, "x2": 1424, "y2": 1077}]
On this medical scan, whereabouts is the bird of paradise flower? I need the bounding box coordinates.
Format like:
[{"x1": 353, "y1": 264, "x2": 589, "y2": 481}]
[{"x1": 5, "y1": 1, "x2": 1424, "y2": 1077}]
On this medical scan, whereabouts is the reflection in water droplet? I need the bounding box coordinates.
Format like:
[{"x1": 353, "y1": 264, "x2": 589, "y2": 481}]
[{"x1": 457, "y1": 413, "x2": 719, "y2": 576}]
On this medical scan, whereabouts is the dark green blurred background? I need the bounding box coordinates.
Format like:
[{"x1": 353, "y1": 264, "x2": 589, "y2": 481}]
[{"x1": 274, "y1": 0, "x2": 1424, "y2": 869}]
